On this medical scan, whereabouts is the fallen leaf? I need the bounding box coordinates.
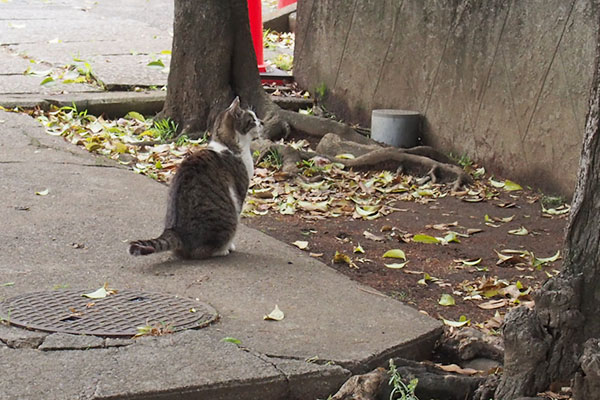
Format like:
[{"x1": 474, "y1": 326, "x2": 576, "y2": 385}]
[
  {"x1": 504, "y1": 180, "x2": 522, "y2": 191},
  {"x1": 454, "y1": 258, "x2": 482, "y2": 267},
  {"x1": 532, "y1": 250, "x2": 561, "y2": 267},
  {"x1": 508, "y1": 226, "x2": 528, "y2": 236},
  {"x1": 413, "y1": 234, "x2": 440, "y2": 244},
  {"x1": 125, "y1": 111, "x2": 145, "y2": 122},
  {"x1": 542, "y1": 204, "x2": 570, "y2": 216},
  {"x1": 1, "y1": 282, "x2": 15, "y2": 287},
  {"x1": 384, "y1": 262, "x2": 408, "y2": 269},
  {"x1": 82, "y1": 283, "x2": 116, "y2": 299},
  {"x1": 35, "y1": 189, "x2": 49, "y2": 196},
  {"x1": 298, "y1": 200, "x2": 328, "y2": 212},
  {"x1": 292, "y1": 240, "x2": 309, "y2": 250},
  {"x1": 363, "y1": 230, "x2": 385, "y2": 242},
  {"x1": 353, "y1": 244, "x2": 365, "y2": 254},
  {"x1": 40, "y1": 76, "x2": 56, "y2": 86},
  {"x1": 442, "y1": 315, "x2": 470, "y2": 327},
  {"x1": 477, "y1": 299, "x2": 507, "y2": 310},
  {"x1": 417, "y1": 273, "x2": 435, "y2": 285},
  {"x1": 221, "y1": 337, "x2": 242, "y2": 345},
  {"x1": 333, "y1": 251, "x2": 358, "y2": 269},
  {"x1": 440, "y1": 231, "x2": 460, "y2": 245},
  {"x1": 382, "y1": 249, "x2": 406, "y2": 259},
  {"x1": 489, "y1": 178, "x2": 505, "y2": 188},
  {"x1": 496, "y1": 202, "x2": 516, "y2": 208},
  {"x1": 439, "y1": 294, "x2": 456, "y2": 306},
  {"x1": 147, "y1": 59, "x2": 165, "y2": 68},
  {"x1": 264, "y1": 305, "x2": 284, "y2": 321}
]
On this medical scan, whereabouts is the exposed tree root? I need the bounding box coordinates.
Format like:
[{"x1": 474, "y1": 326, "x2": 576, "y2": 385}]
[
  {"x1": 254, "y1": 111, "x2": 473, "y2": 189},
  {"x1": 330, "y1": 358, "x2": 486, "y2": 400},
  {"x1": 496, "y1": 274, "x2": 585, "y2": 399},
  {"x1": 330, "y1": 367, "x2": 387, "y2": 400},
  {"x1": 437, "y1": 327, "x2": 504, "y2": 364}
]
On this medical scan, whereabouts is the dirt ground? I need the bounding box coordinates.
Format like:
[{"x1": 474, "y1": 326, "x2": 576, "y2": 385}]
[{"x1": 243, "y1": 155, "x2": 569, "y2": 329}]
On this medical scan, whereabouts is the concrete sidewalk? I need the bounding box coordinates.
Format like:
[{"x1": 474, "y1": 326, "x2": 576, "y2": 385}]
[{"x1": 0, "y1": 2, "x2": 442, "y2": 399}]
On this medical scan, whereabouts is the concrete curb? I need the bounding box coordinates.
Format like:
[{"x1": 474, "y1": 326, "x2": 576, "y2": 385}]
[{"x1": 0, "y1": 92, "x2": 312, "y2": 116}]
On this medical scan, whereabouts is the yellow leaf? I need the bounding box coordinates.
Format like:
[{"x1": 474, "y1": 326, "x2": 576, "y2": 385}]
[
  {"x1": 508, "y1": 226, "x2": 528, "y2": 236},
  {"x1": 504, "y1": 180, "x2": 522, "y2": 191},
  {"x1": 382, "y1": 249, "x2": 406, "y2": 260},
  {"x1": 439, "y1": 294, "x2": 456, "y2": 306},
  {"x1": 442, "y1": 315, "x2": 470, "y2": 327},
  {"x1": 115, "y1": 142, "x2": 128, "y2": 154},
  {"x1": 263, "y1": 305, "x2": 284, "y2": 321},
  {"x1": 333, "y1": 251, "x2": 357, "y2": 269}
]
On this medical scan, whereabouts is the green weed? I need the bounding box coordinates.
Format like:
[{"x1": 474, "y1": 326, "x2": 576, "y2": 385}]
[
  {"x1": 449, "y1": 152, "x2": 473, "y2": 169},
  {"x1": 541, "y1": 194, "x2": 566, "y2": 209},
  {"x1": 388, "y1": 359, "x2": 419, "y2": 400},
  {"x1": 298, "y1": 159, "x2": 323, "y2": 177},
  {"x1": 259, "y1": 148, "x2": 283, "y2": 169},
  {"x1": 315, "y1": 82, "x2": 327, "y2": 100},
  {"x1": 272, "y1": 54, "x2": 293, "y2": 71},
  {"x1": 150, "y1": 118, "x2": 178, "y2": 142}
]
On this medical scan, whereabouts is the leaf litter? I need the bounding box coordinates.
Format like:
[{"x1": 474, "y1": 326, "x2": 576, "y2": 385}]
[{"x1": 21, "y1": 105, "x2": 570, "y2": 333}]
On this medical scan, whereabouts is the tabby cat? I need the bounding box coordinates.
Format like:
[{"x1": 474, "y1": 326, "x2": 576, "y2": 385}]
[{"x1": 128, "y1": 96, "x2": 262, "y2": 259}]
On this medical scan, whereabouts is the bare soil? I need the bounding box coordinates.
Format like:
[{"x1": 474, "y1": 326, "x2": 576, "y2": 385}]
[{"x1": 243, "y1": 175, "x2": 568, "y2": 327}]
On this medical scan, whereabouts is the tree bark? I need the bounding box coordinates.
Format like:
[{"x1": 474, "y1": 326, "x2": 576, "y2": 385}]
[
  {"x1": 162, "y1": 0, "x2": 287, "y2": 138},
  {"x1": 496, "y1": 30, "x2": 600, "y2": 400}
]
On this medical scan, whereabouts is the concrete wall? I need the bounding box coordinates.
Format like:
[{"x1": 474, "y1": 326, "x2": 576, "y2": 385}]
[{"x1": 295, "y1": 0, "x2": 599, "y2": 196}]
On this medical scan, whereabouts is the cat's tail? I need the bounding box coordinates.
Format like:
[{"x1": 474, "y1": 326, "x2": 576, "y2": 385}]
[{"x1": 128, "y1": 229, "x2": 183, "y2": 256}]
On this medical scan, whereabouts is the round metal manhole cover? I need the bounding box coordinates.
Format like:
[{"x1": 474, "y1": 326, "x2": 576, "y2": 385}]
[{"x1": 0, "y1": 289, "x2": 218, "y2": 338}]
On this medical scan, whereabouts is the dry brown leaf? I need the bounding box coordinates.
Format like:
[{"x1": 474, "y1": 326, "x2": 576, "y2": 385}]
[
  {"x1": 363, "y1": 230, "x2": 384, "y2": 242},
  {"x1": 436, "y1": 363, "x2": 480, "y2": 375},
  {"x1": 478, "y1": 299, "x2": 507, "y2": 309}
]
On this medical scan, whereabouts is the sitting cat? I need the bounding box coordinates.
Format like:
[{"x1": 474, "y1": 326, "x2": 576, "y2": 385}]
[{"x1": 128, "y1": 96, "x2": 262, "y2": 259}]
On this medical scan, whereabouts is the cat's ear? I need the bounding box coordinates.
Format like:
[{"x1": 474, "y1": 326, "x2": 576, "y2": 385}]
[{"x1": 227, "y1": 96, "x2": 240, "y2": 111}]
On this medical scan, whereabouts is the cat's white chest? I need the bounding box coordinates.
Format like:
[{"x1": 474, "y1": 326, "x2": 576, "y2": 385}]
[{"x1": 241, "y1": 150, "x2": 254, "y2": 180}]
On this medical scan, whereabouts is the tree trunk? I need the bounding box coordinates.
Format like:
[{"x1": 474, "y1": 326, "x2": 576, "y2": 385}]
[
  {"x1": 496, "y1": 33, "x2": 600, "y2": 400},
  {"x1": 162, "y1": 0, "x2": 287, "y2": 138}
]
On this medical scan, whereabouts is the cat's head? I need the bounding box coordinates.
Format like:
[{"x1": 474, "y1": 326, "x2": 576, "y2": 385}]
[{"x1": 212, "y1": 97, "x2": 263, "y2": 153}]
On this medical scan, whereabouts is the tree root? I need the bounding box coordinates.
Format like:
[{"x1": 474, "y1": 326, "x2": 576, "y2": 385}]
[
  {"x1": 330, "y1": 358, "x2": 486, "y2": 400},
  {"x1": 436, "y1": 327, "x2": 504, "y2": 364},
  {"x1": 573, "y1": 338, "x2": 600, "y2": 399},
  {"x1": 254, "y1": 113, "x2": 472, "y2": 189},
  {"x1": 330, "y1": 367, "x2": 388, "y2": 400}
]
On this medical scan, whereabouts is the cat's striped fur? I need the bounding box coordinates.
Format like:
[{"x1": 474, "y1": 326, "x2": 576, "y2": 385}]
[{"x1": 128, "y1": 97, "x2": 262, "y2": 259}]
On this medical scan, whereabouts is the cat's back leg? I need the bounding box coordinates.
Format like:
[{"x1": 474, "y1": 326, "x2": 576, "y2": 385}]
[{"x1": 186, "y1": 244, "x2": 229, "y2": 259}]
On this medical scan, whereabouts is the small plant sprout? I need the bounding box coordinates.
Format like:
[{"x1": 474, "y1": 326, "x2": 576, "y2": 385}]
[
  {"x1": 259, "y1": 148, "x2": 283, "y2": 169},
  {"x1": 150, "y1": 117, "x2": 179, "y2": 142},
  {"x1": 388, "y1": 359, "x2": 419, "y2": 400},
  {"x1": 315, "y1": 82, "x2": 327, "y2": 100}
]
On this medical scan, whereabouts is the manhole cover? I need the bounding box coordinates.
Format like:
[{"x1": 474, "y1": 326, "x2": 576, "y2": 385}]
[{"x1": 0, "y1": 289, "x2": 218, "y2": 338}]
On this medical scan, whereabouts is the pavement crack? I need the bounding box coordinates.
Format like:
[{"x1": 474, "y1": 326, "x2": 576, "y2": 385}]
[
  {"x1": 242, "y1": 348, "x2": 292, "y2": 399},
  {"x1": 263, "y1": 353, "x2": 341, "y2": 368}
]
